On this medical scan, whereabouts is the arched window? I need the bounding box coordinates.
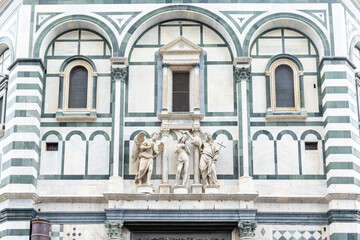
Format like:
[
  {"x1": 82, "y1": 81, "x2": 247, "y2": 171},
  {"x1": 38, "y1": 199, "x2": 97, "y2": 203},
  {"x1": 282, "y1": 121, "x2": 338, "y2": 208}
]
[
  {"x1": 69, "y1": 66, "x2": 88, "y2": 108},
  {"x1": 275, "y1": 64, "x2": 294, "y2": 108},
  {"x1": 0, "y1": 48, "x2": 10, "y2": 74},
  {"x1": 268, "y1": 58, "x2": 302, "y2": 113}
]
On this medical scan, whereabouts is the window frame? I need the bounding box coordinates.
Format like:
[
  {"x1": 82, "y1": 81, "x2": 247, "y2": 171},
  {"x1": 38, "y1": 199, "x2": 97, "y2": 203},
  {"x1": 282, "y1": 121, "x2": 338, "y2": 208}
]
[
  {"x1": 62, "y1": 59, "x2": 96, "y2": 113},
  {"x1": 269, "y1": 58, "x2": 302, "y2": 113}
]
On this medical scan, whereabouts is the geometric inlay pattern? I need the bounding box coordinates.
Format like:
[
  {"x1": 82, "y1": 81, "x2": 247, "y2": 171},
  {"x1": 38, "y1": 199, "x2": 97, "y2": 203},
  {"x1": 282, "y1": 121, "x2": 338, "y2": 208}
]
[{"x1": 272, "y1": 230, "x2": 322, "y2": 240}]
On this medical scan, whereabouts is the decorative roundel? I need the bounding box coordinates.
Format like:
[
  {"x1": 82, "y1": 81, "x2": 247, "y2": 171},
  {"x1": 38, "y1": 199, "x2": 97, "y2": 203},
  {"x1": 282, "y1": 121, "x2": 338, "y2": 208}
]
[{"x1": 178, "y1": 43, "x2": 184, "y2": 49}]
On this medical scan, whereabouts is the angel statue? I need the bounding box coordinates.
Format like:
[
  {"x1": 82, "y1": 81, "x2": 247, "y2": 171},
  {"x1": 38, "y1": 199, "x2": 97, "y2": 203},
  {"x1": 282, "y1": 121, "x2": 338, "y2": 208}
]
[
  {"x1": 174, "y1": 131, "x2": 191, "y2": 186},
  {"x1": 186, "y1": 131, "x2": 219, "y2": 186},
  {"x1": 132, "y1": 132, "x2": 164, "y2": 185}
]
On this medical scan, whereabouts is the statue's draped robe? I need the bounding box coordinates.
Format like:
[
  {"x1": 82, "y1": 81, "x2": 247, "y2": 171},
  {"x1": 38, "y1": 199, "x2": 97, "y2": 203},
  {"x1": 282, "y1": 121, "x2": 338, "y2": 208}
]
[
  {"x1": 134, "y1": 139, "x2": 159, "y2": 184},
  {"x1": 193, "y1": 138, "x2": 219, "y2": 185}
]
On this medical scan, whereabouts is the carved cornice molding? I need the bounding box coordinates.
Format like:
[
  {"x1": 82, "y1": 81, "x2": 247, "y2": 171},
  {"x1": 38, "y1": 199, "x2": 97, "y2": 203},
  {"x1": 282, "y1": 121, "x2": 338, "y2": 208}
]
[
  {"x1": 111, "y1": 67, "x2": 127, "y2": 83},
  {"x1": 234, "y1": 66, "x2": 251, "y2": 83}
]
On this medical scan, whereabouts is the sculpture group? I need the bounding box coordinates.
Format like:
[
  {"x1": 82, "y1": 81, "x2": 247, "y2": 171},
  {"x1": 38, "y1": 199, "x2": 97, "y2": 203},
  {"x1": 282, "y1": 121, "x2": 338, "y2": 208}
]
[{"x1": 132, "y1": 130, "x2": 220, "y2": 191}]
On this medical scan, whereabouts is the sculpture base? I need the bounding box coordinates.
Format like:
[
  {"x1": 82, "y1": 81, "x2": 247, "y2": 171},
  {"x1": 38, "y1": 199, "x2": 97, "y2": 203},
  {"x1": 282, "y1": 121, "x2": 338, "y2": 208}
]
[
  {"x1": 240, "y1": 237, "x2": 254, "y2": 240},
  {"x1": 159, "y1": 184, "x2": 171, "y2": 194},
  {"x1": 137, "y1": 184, "x2": 154, "y2": 194},
  {"x1": 173, "y1": 185, "x2": 188, "y2": 194},
  {"x1": 204, "y1": 185, "x2": 220, "y2": 194},
  {"x1": 191, "y1": 184, "x2": 203, "y2": 194}
]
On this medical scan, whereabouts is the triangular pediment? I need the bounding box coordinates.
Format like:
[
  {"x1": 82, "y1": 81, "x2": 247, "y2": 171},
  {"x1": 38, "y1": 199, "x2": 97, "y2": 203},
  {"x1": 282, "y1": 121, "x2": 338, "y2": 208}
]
[{"x1": 159, "y1": 36, "x2": 203, "y2": 55}]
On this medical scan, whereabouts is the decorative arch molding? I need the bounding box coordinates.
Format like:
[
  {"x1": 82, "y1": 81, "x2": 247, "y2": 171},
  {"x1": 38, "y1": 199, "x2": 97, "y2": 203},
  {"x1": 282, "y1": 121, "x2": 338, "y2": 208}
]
[
  {"x1": 65, "y1": 130, "x2": 87, "y2": 141},
  {"x1": 265, "y1": 54, "x2": 304, "y2": 72},
  {"x1": 119, "y1": 5, "x2": 241, "y2": 57},
  {"x1": 212, "y1": 130, "x2": 233, "y2": 141},
  {"x1": 252, "y1": 130, "x2": 274, "y2": 141},
  {"x1": 129, "y1": 130, "x2": 150, "y2": 141},
  {"x1": 42, "y1": 130, "x2": 63, "y2": 141},
  {"x1": 89, "y1": 130, "x2": 110, "y2": 141},
  {"x1": 349, "y1": 34, "x2": 360, "y2": 62},
  {"x1": 276, "y1": 130, "x2": 298, "y2": 141},
  {"x1": 300, "y1": 130, "x2": 322, "y2": 141},
  {"x1": 244, "y1": 12, "x2": 330, "y2": 58},
  {"x1": 0, "y1": 36, "x2": 14, "y2": 62},
  {"x1": 59, "y1": 55, "x2": 97, "y2": 72},
  {"x1": 33, "y1": 14, "x2": 119, "y2": 58}
]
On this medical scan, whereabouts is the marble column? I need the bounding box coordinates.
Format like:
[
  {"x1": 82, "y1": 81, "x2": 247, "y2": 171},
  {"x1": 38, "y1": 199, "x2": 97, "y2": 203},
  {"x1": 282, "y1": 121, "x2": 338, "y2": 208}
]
[
  {"x1": 193, "y1": 63, "x2": 200, "y2": 113},
  {"x1": 238, "y1": 221, "x2": 257, "y2": 240},
  {"x1": 108, "y1": 57, "x2": 128, "y2": 193},
  {"x1": 234, "y1": 58, "x2": 255, "y2": 194},
  {"x1": 159, "y1": 128, "x2": 171, "y2": 193},
  {"x1": 162, "y1": 63, "x2": 169, "y2": 113},
  {"x1": 105, "y1": 220, "x2": 124, "y2": 240},
  {"x1": 191, "y1": 128, "x2": 202, "y2": 193}
]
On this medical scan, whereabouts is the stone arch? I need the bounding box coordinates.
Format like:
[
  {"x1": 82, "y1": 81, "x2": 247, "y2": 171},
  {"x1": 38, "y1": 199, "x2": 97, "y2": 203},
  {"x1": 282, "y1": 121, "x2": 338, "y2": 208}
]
[
  {"x1": 59, "y1": 55, "x2": 98, "y2": 72},
  {"x1": 349, "y1": 33, "x2": 360, "y2": 67},
  {"x1": 0, "y1": 36, "x2": 14, "y2": 62},
  {"x1": 89, "y1": 130, "x2": 110, "y2": 141},
  {"x1": 244, "y1": 12, "x2": 330, "y2": 58},
  {"x1": 252, "y1": 130, "x2": 274, "y2": 141},
  {"x1": 212, "y1": 129, "x2": 233, "y2": 141},
  {"x1": 129, "y1": 130, "x2": 150, "y2": 140},
  {"x1": 276, "y1": 130, "x2": 298, "y2": 141},
  {"x1": 65, "y1": 130, "x2": 86, "y2": 141},
  {"x1": 42, "y1": 130, "x2": 63, "y2": 141},
  {"x1": 300, "y1": 130, "x2": 321, "y2": 141},
  {"x1": 120, "y1": 5, "x2": 241, "y2": 58},
  {"x1": 33, "y1": 14, "x2": 119, "y2": 58}
]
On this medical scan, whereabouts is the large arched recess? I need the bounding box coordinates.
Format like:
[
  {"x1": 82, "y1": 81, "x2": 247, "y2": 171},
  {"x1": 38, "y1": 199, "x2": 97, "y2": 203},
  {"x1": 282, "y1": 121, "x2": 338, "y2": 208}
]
[
  {"x1": 0, "y1": 35, "x2": 15, "y2": 62},
  {"x1": 120, "y1": 5, "x2": 242, "y2": 58},
  {"x1": 243, "y1": 12, "x2": 330, "y2": 58},
  {"x1": 33, "y1": 14, "x2": 119, "y2": 59},
  {"x1": 349, "y1": 33, "x2": 360, "y2": 64}
]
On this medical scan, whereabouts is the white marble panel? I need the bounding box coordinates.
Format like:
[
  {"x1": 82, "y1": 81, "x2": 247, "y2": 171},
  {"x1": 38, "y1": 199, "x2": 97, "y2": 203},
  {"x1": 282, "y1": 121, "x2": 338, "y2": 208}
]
[
  {"x1": 204, "y1": 47, "x2": 231, "y2": 61},
  {"x1": 252, "y1": 76, "x2": 267, "y2": 113},
  {"x1": 262, "y1": 29, "x2": 281, "y2": 37},
  {"x1": 46, "y1": 59, "x2": 63, "y2": 74},
  {"x1": 80, "y1": 42, "x2": 104, "y2": 55},
  {"x1": 214, "y1": 134, "x2": 233, "y2": 174},
  {"x1": 202, "y1": 26, "x2": 224, "y2": 44},
  {"x1": 299, "y1": 57, "x2": 317, "y2": 72},
  {"x1": 40, "y1": 135, "x2": 62, "y2": 175},
  {"x1": 64, "y1": 135, "x2": 86, "y2": 175},
  {"x1": 251, "y1": 42, "x2": 257, "y2": 55},
  {"x1": 160, "y1": 26, "x2": 180, "y2": 45},
  {"x1": 277, "y1": 134, "x2": 299, "y2": 175},
  {"x1": 44, "y1": 77, "x2": 59, "y2": 113},
  {"x1": 128, "y1": 65, "x2": 155, "y2": 113},
  {"x1": 93, "y1": 59, "x2": 110, "y2": 74},
  {"x1": 258, "y1": 39, "x2": 282, "y2": 55},
  {"x1": 284, "y1": 38, "x2": 308, "y2": 55},
  {"x1": 62, "y1": 224, "x2": 107, "y2": 240},
  {"x1": 88, "y1": 135, "x2": 109, "y2": 175},
  {"x1": 253, "y1": 134, "x2": 275, "y2": 175},
  {"x1": 310, "y1": 43, "x2": 317, "y2": 55},
  {"x1": 302, "y1": 135, "x2": 324, "y2": 175},
  {"x1": 57, "y1": 30, "x2": 79, "y2": 40},
  {"x1": 183, "y1": 26, "x2": 201, "y2": 44},
  {"x1": 81, "y1": 31, "x2": 102, "y2": 40},
  {"x1": 284, "y1": 29, "x2": 303, "y2": 37},
  {"x1": 54, "y1": 41, "x2": 78, "y2": 56},
  {"x1": 207, "y1": 65, "x2": 233, "y2": 112},
  {"x1": 137, "y1": 26, "x2": 158, "y2": 45},
  {"x1": 130, "y1": 48, "x2": 157, "y2": 62},
  {"x1": 303, "y1": 76, "x2": 319, "y2": 112},
  {"x1": 97, "y1": 77, "x2": 111, "y2": 113}
]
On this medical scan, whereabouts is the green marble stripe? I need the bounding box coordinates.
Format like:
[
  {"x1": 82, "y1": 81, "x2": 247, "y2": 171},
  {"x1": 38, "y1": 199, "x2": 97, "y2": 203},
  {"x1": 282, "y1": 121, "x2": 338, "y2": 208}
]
[
  {"x1": 325, "y1": 146, "x2": 360, "y2": 159},
  {"x1": 124, "y1": 122, "x2": 161, "y2": 127},
  {"x1": 320, "y1": 71, "x2": 348, "y2": 84},
  {"x1": 0, "y1": 175, "x2": 37, "y2": 188},
  {"x1": 253, "y1": 175, "x2": 326, "y2": 180},
  {"x1": 321, "y1": 86, "x2": 356, "y2": 101},
  {"x1": 327, "y1": 177, "x2": 360, "y2": 187},
  {"x1": 319, "y1": 57, "x2": 356, "y2": 70},
  {"x1": 9, "y1": 71, "x2": 43, "y2": 82},
  {"x1": 323, "y1": 101, "x2": 356, "y2": 113},
  {"x1": 324, "y1": 116, "x2": 358, "y2": 128},
  {"x1": 6, "y1": 110, "x2": 41, "y2": 121},
  {"x1": 0, "y1": 229, "x2": 30, "y2": 238},
  {"x1": 6, "y1": 96, "x2": 42, "y2": 110},
  {"x1": 7, "y1": 83, "x2": 43, "y2": 96},
  {"x1": 5, "y1": 125, "x2": 40, "y2": 138},
  {"x1": 3, "y1": 141, "x2": 40, "y2": 155},
  {"x1": 40, "y1": 122, "x2": 112, "y2": 127},
  {"x1": 250, "y1": 121, "x2": 323, "y2": 127},
  {"x1": 330, "y1": 233, "x2": 360, "y2": 240},
  {"x1": 2, "y1": 158, "x2": 38, "y2": 171},
  {"x1": 38, "y1": 175, "x2": 109, "y2": 180},
  {"x1": 325, "y1": 130, "x2": 360, "y2": 143},
  {"x1": 326, "y1": 162, "x2": 360, "y2": 174}
]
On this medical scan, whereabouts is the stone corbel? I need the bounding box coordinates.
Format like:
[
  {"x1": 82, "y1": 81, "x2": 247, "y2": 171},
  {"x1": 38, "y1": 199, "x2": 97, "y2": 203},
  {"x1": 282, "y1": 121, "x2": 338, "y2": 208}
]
[
  {"x1": 105, "y1": 220, "x2": 124, "y2": 240},
  {"x1": 238, "y1": 220, "x2": 257, "y2": 240}
]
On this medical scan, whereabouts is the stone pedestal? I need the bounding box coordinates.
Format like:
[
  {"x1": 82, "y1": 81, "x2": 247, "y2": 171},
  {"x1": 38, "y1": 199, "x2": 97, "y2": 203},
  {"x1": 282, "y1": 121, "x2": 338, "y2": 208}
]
[
  {"x1": 173, "y1": 185, "x2": 188, "y2": 194},
  {"x1": 204, "y1": 185, "x2": 220, "y2": 194},
  {"x1": 191, "y1": 184, "x2": 203, "y2": 194},
  {"x1": 159, "y1": 184, "x2": 171, "y2": 194},
  {"x1": 137, "y1": 184, "x2": 154, "y2": 194}
]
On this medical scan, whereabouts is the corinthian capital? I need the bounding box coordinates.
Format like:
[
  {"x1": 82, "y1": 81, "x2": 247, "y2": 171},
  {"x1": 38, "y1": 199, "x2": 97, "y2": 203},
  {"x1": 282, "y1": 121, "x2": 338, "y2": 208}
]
[
  {"x1": 111, "y1": 67, "x2": 127, "y2": 82},
  {"x1": 234, "y1": 66, "x2": 251, "y2": 83},
  {"x1": 105, "y1": 220, "x2": 124, "y2": 239},
  {"x1": 238, "y1": 220, "x2": 257, "y2": 239}
]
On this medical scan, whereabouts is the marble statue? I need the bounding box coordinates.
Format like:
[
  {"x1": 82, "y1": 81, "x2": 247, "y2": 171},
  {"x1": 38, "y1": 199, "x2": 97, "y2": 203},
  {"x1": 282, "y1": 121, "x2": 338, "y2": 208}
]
[
  {"x1": 174, "y1": 131, "x2": 191, "y2": 186},
  {"x1": 186, "y1": 131, "x2": 219, "y2": 186},
  {"x1": 132, "y1": 132, "x2": 164, "y2": 185}
]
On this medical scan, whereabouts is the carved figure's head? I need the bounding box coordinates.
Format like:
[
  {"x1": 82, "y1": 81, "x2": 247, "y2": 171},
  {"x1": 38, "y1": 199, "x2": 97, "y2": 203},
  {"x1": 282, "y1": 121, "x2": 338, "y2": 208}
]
[
  {"x1": 150, "y1": 132, "x2": 159, "y2": 141},
  {"x1": 205, "y1": 132, "x2": 213, "y2": 142}
]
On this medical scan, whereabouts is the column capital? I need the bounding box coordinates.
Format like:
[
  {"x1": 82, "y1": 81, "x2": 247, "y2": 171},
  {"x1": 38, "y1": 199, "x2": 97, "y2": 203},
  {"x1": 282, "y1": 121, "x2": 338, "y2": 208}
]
[
  {"x1": 238, "y1": 220, "x2": 257, "y2": 239},
  {"x1": 234, "y1": 66, "x2": 251, "y2": 83},
  {"x1": 355, "y1": 72, "x2": 360, "y2": 82},
  {"x1": 162, "y1": 63, "x2": 170, "y2": 68},
  {"x1": 105, "y1": 220, "x2": 124, "y2": 239},
  {"x1": 192, "y1": 62, "x2": 200, "y2": 68},
  {"x1": 111, "y1": 67, "x2": 128, "y2": 83}
]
